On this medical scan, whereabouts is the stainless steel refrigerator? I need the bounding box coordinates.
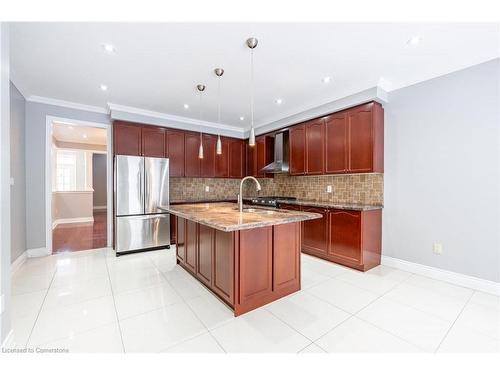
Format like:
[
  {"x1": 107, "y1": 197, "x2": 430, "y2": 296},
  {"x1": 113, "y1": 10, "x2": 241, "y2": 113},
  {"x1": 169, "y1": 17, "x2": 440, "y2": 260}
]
[{"x1": 114, "y1": 155, "x2": 170, "y2": 255}]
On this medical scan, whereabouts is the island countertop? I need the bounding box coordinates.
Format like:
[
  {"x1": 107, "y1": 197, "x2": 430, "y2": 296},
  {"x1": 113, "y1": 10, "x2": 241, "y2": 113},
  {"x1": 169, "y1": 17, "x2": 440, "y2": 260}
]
[{"x1": 163, "y1": 202, "x2": 321, "y2": 232}]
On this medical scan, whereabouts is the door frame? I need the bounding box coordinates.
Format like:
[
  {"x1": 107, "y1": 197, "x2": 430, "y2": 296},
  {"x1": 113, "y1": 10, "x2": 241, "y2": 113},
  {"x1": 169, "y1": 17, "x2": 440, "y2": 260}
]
[{"x1": 45, "y1": 116, "x2": 113, "y2": 255}]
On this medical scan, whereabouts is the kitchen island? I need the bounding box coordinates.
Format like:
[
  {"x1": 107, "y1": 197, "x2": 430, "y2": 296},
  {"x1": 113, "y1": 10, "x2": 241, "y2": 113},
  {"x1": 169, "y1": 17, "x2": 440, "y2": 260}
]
[{"x1": 165, "y1": 202, "x2": 321, "y2": 316}]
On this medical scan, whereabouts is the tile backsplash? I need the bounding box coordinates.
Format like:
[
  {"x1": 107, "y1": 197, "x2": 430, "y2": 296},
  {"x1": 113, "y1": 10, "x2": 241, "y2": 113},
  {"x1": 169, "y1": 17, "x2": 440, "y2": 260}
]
[{"x1": 171, "y1": 173, "x2": 383, "y2": 205}]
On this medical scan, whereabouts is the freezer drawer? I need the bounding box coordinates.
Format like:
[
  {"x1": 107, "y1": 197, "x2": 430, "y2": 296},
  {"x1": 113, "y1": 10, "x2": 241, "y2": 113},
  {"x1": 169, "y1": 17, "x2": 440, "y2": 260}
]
[{"x1": 115, "y1": 214, "x2": 170, "y2": 253}]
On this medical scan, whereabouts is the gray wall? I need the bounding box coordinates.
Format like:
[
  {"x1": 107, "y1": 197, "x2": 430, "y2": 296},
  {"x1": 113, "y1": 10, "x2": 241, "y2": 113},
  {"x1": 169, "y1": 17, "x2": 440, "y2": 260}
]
[
  {"x1": 0, "y1": 22, "x2": 11, "y2": 345},
  {"x1": 25, "y1": 101, "x2": 110, "y2": 250},
  {"x1": 383, "y1": 58, "x2": 500, "y2": 282},
  {"x1": 10, "y1": 82, "x2": 26, "y2": 263},
  {"x1": 92, "y1": 153, "x2": 107, "y2": 208}
]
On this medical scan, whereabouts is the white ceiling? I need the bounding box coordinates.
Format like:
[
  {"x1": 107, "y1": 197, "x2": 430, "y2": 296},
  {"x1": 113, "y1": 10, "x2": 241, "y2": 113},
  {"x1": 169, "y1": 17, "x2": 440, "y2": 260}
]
[
  {"x1": 10, "y1": 23, "x2": 499, "y2": 130},
  {"x1": 53, "y1": 122, "x2": 107, "y2": 145}
]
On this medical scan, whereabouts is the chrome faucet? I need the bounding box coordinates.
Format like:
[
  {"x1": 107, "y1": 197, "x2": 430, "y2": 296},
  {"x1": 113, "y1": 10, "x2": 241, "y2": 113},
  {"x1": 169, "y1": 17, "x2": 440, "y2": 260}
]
[{"x1": 238, "y1": 176, "x2": 262, "y2": 212}]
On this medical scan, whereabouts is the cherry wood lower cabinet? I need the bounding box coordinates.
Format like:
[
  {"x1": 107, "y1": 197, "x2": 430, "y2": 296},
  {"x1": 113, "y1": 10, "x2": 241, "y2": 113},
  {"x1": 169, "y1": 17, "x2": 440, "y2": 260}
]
[
  {"x1": 175, "y1": 217, "x2": 301, "y2": 316},
  {"x1": 278, "y1": 204, "x2": 382, "y2": 271}
]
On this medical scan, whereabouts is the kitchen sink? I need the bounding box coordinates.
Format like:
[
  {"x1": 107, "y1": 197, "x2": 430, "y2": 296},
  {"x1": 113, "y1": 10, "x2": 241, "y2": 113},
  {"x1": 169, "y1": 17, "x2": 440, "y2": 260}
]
[{"x1": 234, "y1": 207, "x2": 276, "y2": 214}]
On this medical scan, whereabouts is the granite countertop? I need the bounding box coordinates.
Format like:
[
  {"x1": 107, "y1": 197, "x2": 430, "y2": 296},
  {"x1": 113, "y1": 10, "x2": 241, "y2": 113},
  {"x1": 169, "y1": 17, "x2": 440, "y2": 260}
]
[
  {"x1": 276, "y1": 199, "x2": 383, "y2": 211},
  {"x1": 162, "y1": 202, "x2": 322, "y2": 232},
  {"x1": 170, "y1": 198, "x2": 236, "y2": 205}
]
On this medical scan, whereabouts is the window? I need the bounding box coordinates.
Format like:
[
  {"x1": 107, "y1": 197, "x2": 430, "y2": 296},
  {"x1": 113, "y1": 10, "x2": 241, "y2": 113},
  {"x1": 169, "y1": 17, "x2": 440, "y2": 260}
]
[{"x1": 55, "y1": 149, "x2": 89, "y2": 191}]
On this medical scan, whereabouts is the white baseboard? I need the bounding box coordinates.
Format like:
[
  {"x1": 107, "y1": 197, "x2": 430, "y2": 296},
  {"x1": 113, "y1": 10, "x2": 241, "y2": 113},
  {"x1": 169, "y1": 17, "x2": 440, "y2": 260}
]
[
  {"x1": 381, "y1": 255, "x2": 500, "y2": 296},
  {"x1": 93, "y1": 205, "x2": 107, "y2": 210},
  {"x1": 27, "y1": 247, "x2": 50, "y2": 258},
  {"x1": 1, "y1": 329, "x2": 14, "y2": 349},
  {"x1": 52, "y1": 216, "x2": 94, "y2": 228},
  {"x1": 11, "y1": 251, "x2": 27, "y2": 275}
]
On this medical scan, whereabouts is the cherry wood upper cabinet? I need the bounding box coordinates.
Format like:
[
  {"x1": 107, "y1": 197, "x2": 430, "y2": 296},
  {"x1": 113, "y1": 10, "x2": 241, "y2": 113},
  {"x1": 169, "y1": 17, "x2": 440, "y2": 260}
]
[
  {"x1": 166, "y1": 129, "x2": 185, "y2": 177},
  {"x1": 200, "y1": 134, "x2": 216, "y2": 177},
  {"x1": 255, "y1": 135, "x2": 273, "y2": 178},
  {"x1": 113, "y1": 121, "x2": 142, "y2": 156},
  {"x1": 325, "y1": 112, "x2": 348, "y2": 174},
  {"x1": 229, "y1": 139, "x2": 246, "y2": 178},
  {"x1": 215, "y1": 136, "x2": 230, "y2": 178},
  {"x1": 347, "y1": 102, "x2": 384, "y2": 173},
  {"x1": 305, "y1": 119, "x2": 325, "y2": 175},
  {"x1": 246, "y1": 142, "x2": 257, "y2": 177},
  {"x1": 141, "y1": 126, "x2": 165, "y2": 157},
  {"x1": 289, "y1": 124, "x2": 306, "y2": 175},
  {"x1": 184, "y1": 132, "x2": 202, "y2": 177}
]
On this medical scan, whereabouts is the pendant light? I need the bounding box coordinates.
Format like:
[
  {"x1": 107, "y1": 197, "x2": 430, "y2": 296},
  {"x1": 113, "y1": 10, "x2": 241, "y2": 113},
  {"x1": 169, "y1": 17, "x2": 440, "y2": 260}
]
[
  {"x1": 247, "y1": 37, "x2": 258, "y2": 147},
  {"x1": 197, "y1": 84, "x2": 206, "y2": 159},
  {"x1": 214, "y1": 68, "x2": 224, "y2": 155}
]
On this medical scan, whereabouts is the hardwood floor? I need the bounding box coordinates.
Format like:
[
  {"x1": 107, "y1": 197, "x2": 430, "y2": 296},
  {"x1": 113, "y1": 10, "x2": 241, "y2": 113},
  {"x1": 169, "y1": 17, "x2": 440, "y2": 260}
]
[{"x1": 52, "y1": 211, "x2": 107, "y2": 254}]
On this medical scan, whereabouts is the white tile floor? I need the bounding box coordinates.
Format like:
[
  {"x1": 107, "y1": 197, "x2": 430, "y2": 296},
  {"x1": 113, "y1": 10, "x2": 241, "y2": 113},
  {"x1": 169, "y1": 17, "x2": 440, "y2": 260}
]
[{"x1": 8, "y1": 247, "x2": 500, "y2": 353}]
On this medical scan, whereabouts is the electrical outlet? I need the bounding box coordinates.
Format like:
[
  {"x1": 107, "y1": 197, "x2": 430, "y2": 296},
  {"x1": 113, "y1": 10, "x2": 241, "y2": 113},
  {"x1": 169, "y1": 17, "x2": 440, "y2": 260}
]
[
  {"x1": 205, "y1": 185, "x2": 210, "y2": 192},
  {"x1": 326, "y1": 185, "x2": 333, "y2": 193},
  {"x1": 433, "y1": 243, "x2": 443, "y2": 255}
]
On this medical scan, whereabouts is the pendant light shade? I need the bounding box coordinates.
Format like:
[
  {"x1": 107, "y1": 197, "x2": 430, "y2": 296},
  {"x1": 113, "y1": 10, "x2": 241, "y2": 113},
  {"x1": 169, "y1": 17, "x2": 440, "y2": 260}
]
[
  {"x1": 249, "y1": 127, "x2": 256, "y2": 146},
  {"x1": 247, "y1": 37, "x2": 258, "y2": 147},
  {"x1": 214, "y1": 68, "x2": 224, "y2": 155},
  {"x1": 216, "y1": 135, "x2": 222, "y2": 155},
  {"x1": 197, "y1": 84, "x2": 206, "y2": 159}
]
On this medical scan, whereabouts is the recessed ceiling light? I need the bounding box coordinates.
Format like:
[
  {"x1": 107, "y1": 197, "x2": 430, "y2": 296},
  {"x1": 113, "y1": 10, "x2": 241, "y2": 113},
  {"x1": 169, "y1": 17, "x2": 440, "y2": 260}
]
[
  {"x1": 239, "y1": 116, "x2": 245, "y2": 121},
  {"x1": 183, "y1": 104, "x2": 189, "y2": 109},
  {"x1": 322, "y1": 76, "x2": 331, "y2": 84},
  {"x1": 406, "y1": 36, "x2": 422, "y2": 46},
  {"x1": 102, "y1": 43, "x2": 116, "y2": 53},
  {"x1": 83, "y1": 134, "x2": 88, "y2": 139},
  {"x1": 275, "y1": 98, "x2": 283, "y2": 105},
  {"x1": 99, "y1": 84, "x2": 108, "y2": 91}
]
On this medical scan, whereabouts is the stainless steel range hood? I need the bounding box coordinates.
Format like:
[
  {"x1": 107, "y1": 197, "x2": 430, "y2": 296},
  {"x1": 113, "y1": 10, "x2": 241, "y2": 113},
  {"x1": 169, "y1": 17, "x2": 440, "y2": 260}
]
[{"x1": 261, "y1": 131, "x2": 289, "y2": 174}]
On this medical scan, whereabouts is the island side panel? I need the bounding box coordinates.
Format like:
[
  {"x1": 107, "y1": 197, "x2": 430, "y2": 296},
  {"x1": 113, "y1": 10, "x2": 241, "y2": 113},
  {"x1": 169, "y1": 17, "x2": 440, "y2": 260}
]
[{"x1": 234, "y1": 222, "x2": 302, "y2": 316}]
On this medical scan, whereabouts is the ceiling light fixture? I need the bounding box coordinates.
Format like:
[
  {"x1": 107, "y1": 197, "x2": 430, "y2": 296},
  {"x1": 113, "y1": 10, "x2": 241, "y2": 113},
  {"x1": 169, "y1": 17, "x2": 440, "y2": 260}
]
[
  {"x1": 197, "y1": 84, "x2": 206, "y2": 159},
  {"x1": 102, "y1": 43, "x2": 116, "y2": 53},
  {"x1": 322, "y1": 76, "x2": 331, "y2": 84},
  {"x1": 99, "y1": 84, "x2": 108, "y2": 91},
  {"x1": 275, "y1": 98, "x2": 283, "y2": 105},
  {"x1": 246, "y1": 37, "x2": 258, "y2": 147},
  {"x1": 239, "y1": 116, "x2": 245, "y2": 121},
  {"x1": 183, "y1": 104, "x2": 189, "y2": 109},
  {"x1": 406, "y1": 36, "x2": 422, "y2": 46},
  {"x1": 214, "y1": 68, "x2": 224, "y2": 155},
  {"x1": 82, "y1": 134, "x2": 88, "y2": 139}
]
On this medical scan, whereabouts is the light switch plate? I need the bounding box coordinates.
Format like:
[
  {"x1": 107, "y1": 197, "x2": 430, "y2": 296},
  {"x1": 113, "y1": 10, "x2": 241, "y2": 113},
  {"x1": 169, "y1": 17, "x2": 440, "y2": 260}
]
[
  {"x1": 205, "y1": 185, "x2": 210, "y2": 192},
  {"x1": 326, "y1": 185, "x2": 333, "y2": 193}
]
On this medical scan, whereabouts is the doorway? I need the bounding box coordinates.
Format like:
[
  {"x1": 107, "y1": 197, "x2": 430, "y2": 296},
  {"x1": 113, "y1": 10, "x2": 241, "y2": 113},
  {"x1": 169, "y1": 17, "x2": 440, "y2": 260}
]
[{"x1": 46, "y1": 118, "x2": 112, "y2": 254}]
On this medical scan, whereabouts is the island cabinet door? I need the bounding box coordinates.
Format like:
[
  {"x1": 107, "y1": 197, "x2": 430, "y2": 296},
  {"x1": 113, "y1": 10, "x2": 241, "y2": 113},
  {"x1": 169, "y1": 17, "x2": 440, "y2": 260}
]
[
  {"x1": 176, "y1": 217, "x2": 186, "y2": 263},
  {"x1": 212, "y1": 230, "x2": 235, "y2": 305},
  {"x1": 197, "y1": 224, "x2": 214, "y2": 285},
  {"x1": 184, "y1": 220, "x2": 198, "y2": 273},
  {"x1": 273, "y1": 222, "x2": 301, "y2": 292},
  {"x1": 302, "y1": 206, "x2": 329, "y2": 257},
  {"x1": 237, "y1": 227, "x2": 273, "y2": 307}
]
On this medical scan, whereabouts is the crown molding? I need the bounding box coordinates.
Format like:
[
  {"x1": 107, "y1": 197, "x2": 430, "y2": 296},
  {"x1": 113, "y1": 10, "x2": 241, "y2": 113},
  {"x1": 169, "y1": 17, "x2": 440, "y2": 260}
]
[
  {"x1": 108, "y1": 103, "x2": 245, "y2": 134},
  {"x1": 26, "y1": 95, "x2": 109, "y2": 114}
]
